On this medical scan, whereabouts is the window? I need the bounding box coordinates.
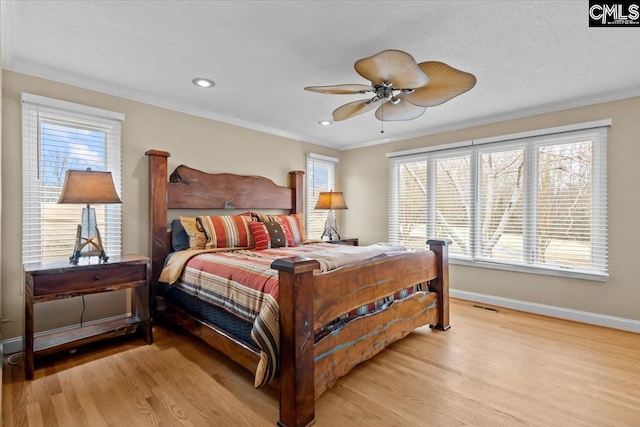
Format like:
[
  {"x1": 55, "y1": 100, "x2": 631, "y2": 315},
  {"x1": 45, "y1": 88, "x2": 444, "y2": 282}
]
[
  {"x1": 22, "y1": 94, "x2": 124, "y2": 263},
  {"x1": 306, "y1": 153, "x2": 338, "y2": 239},
  {"x1": 389, "y1": 124, "x2": 608, "y2": 280}
]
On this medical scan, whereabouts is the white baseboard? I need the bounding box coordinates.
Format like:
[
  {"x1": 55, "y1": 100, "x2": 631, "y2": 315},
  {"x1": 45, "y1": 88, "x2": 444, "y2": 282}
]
[
  {"x1": 450, "y1": 289, "x2": 640, "y2": 333},
  {"x1": 2, "y1": 313, "x2": 131, "y2": 355}
]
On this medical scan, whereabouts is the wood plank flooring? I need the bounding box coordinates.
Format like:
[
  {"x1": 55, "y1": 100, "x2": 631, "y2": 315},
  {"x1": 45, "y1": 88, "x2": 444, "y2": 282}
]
[{"x1": 4, "y1": 299, "x2": 639, "y2": 426}]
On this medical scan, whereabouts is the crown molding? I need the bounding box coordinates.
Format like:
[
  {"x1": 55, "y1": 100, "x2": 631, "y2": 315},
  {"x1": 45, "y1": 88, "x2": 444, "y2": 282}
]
[
  {"x1": 340, "y1": 87, "x2": 640, "y2": 151},
  {"x1": 2, "y1": 58, "x2": 343, "y2": 151},
  {"x1": 6, "y1": 56, "x2": 640, "y2": 153},
  {"x1": 2, "y1": 0, "x2": 638, "y2": 153}
]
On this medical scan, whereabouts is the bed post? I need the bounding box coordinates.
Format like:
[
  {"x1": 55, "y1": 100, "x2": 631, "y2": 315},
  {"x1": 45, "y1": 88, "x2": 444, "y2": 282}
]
[
  {"x1": 427, "y1": 239, "x2": 450, "y2": 331},
  {"x1": 145, "y1": 150, "x2": 171, "y2": 287},
  {"x1": 289, "y1": 171, "x2": 304, "y2": 214},
  {"x1": 271, "y1": 257, "x2": 320, "y2": 427}
]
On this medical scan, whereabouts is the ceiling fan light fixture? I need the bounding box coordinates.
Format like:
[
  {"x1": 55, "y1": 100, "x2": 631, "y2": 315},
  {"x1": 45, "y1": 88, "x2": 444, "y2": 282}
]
[
  {"x1": 192, "y1": 78, "x2": 215, "y2": 88},
  {"x1": 307, "y1": 50, "x2": 476, "y2": 125}
]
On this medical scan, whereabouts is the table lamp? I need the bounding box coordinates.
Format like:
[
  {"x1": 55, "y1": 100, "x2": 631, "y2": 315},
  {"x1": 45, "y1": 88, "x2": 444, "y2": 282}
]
[
  {"x1": 58, "y1": 168, "x2": 122, "y2": 264},
  {"x1": 315, "y1": 191, "x2": 348, "y2": 241}
]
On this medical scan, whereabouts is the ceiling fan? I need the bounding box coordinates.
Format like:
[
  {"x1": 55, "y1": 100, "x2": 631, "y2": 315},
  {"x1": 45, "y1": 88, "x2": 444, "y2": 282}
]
[{"x1": 305, "y1": 50, "x2": 476, "y2": 128}]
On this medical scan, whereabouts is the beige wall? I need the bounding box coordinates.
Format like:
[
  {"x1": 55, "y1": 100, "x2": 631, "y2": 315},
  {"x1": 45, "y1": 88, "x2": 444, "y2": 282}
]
[
  {"x1": 1, "y1": 70, "x2": 339, "y2": 339},
  {"x1": 2, "y1": 69, "x2": 637, "y2": 342},
  {"x1": 341, "y1": 96, "x2": 640, "y2": 321}
]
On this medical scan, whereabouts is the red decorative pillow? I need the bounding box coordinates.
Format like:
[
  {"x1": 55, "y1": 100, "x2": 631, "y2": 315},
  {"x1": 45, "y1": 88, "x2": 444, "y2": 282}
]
[
  {"x1": 279, "y1": 221, "x2": 295, "y2": 247},
  {"x1": 249, "y1": 221, "x2": 292, "y2": 250},
  {"x1": 197, "y1": 215, "x2": 253, "y2": 249},
  {"x1": 257, "y1": 213, "x2": 305, "y2": 243}
]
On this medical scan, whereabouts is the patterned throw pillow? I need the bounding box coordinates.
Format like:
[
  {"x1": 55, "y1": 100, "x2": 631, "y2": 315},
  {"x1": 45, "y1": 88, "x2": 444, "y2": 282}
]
[
  {"x1": 248, "y1": 221, "x2": 290, "y2": 250},
  {"x1": 257, "y1": 213, "x2": 305, "y2": 244},
  {"x1": 239, "y1": 211, "x2": 260, "y2": 222},
  {"x1": 197, "y1": 215, "x2": 254, "y2": 249},
  {"x1": 179, "y1": 216, "x2": 207, "y2": 250}
]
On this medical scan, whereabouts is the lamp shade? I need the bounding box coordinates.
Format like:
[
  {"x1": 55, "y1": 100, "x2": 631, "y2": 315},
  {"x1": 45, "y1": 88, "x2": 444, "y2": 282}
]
[
  {"x1": 315, "y1": 191, "x2": 348, "y2": 210},
  {"x1": 58, "y1": 170, "x2": 122, "y2": 204}
]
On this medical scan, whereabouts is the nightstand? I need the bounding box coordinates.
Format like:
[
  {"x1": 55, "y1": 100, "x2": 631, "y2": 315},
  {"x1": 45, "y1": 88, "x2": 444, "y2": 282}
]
[
  {"x1": 325, "y1": 238, "x2": 359, "y2": 246},
  {"x1": 23, "y1": 254, "x2": 152, "y2": 380}
]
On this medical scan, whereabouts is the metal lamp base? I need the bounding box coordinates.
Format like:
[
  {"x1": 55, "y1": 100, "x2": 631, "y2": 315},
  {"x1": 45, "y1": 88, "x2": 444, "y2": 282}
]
[
  {"x1": 321, "y1": 210, "x2": 341, "y2": 241},
  {"x1": 70, "y1": 206, "x2": 109, "y2": 265},
  {"x1": 321, "y1": 226, "x2": 341, "y2": 241}
]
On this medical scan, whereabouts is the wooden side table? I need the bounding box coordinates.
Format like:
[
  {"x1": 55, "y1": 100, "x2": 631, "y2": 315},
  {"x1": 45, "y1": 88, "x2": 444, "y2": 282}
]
[
  {"x1": 23, "y1": 254, "x2": 152, "y2": 380},
  {"x1": 325, "y1": 238, "x2": 359, "y2": 246}
]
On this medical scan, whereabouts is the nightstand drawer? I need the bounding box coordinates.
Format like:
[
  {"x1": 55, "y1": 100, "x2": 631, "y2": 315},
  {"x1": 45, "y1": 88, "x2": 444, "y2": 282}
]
[{"x1": 33, "y1": 264, "x2": 146, "y2": 297}]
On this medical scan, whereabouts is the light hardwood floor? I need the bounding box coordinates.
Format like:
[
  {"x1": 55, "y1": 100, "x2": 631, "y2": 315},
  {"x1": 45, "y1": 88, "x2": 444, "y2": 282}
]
[{"x1": 3, "y1": 299, "x2": 639, "y2": 426}]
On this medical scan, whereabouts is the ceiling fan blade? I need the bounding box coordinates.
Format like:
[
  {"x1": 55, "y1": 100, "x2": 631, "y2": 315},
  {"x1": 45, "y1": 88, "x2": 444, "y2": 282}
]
[
  {"x1": 332, "y1": 98, "x2": 381, "y2": 121},
  {"x1": 304, "y1": 84, "x2": 373, "y2": 94},
  {"x1": 355, "y1": 49, "x2": 429, "y2": 89},
  {"x1": 404, "y1": 62, "x2": 477, "y2": 107},
  {"x1": 374, "y1": 96, "x2": 426, "y2": 121}
]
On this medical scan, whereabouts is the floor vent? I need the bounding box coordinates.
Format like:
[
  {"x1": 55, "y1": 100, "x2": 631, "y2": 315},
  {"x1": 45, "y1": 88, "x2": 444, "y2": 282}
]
[{"x1": 472, "y1": 305, "x2": 499, "y2": 313}]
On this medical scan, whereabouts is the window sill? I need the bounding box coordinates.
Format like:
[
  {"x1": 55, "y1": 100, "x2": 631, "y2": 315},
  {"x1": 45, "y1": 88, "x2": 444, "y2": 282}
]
[{"x1": 449, "y1": 258, "x2": 608, "y2": 282}]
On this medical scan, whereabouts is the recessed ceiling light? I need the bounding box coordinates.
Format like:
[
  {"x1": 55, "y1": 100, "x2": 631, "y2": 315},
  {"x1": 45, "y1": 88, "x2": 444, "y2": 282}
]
[
  {"x1": 318, "y1": 120, "x2": 333, "y2": 126},
  {"x1": 192, "y1": 78, "x2": 215, "y2": 88}
]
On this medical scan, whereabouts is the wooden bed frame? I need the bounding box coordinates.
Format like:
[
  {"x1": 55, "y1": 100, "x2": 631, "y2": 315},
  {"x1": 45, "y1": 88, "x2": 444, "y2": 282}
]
[{"x1": 146, "y1": 150, "x2": 450, "y2": 427}]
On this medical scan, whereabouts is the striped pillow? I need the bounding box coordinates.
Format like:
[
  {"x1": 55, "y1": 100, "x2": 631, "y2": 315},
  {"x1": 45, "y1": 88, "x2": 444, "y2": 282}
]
[
  {"x1": 249, "y1": 221, "x2": 290, "y2": 250},
  {"x1": 257, "y1": 213, "x2": 305, "y2": 244},
  {"x1": 197, "y1": 215, "x2": 254, "y2": 249}
]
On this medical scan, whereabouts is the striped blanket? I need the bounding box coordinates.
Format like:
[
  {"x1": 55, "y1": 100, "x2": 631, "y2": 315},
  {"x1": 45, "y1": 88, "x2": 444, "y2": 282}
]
[{"x1": 163, "y1": 243, "x2": 409, "y2": 387}]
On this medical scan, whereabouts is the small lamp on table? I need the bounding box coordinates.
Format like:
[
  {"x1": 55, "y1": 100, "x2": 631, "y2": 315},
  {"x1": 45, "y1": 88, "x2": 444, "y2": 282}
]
[
  {"x1": 57, "y1": 168, "x2": 122, "y2": 264},
  {"x1": 315, "y1": 191, "x2": 348, "y2": 241}
]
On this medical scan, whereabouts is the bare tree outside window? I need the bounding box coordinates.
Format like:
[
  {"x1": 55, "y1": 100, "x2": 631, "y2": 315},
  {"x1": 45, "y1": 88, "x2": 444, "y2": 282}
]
[
  {"x1": 37, "y1": 121, "x2": 109, "y2": 261},
  {"x1": 436, "y1": 156, "x2": 471, "y2": 257},
  {"x1": 390, "y1": 128, "x2": 606, "y2": 277},
  {"x1": 397, "y1": 162, "x2": 427, "y2": 249},
  {"x1": 306, "y1": 156, "x2": 337, "y2": 239},
  {"x1": 479, "y1": 149, "x2": 524, "y2": 261},
  {"x1": 538, "y1": 141, "x2": 592, "y2": 268}
]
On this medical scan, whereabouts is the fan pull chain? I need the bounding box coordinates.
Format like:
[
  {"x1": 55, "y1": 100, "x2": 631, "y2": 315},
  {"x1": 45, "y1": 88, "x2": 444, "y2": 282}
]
[{"x1": 380, "y1": 103, "x2": 384, "y2": 133}]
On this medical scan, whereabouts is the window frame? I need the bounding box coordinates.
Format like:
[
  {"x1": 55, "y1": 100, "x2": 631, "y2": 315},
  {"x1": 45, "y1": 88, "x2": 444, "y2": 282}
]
[
  {"x1": 21, "y1": 93, "x2": 124, "y2": 264},
  {"x1": 389, "y1": 123, "x2": 608, "y2": 281},
  {"x1": 305, "y1": 153, "x2": 338, "y2": 240}
]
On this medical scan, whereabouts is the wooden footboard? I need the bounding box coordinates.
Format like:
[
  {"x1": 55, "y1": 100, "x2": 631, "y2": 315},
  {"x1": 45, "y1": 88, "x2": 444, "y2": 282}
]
[{"x1": 272, "y1": 240, "x2": 449, "y2": 427}]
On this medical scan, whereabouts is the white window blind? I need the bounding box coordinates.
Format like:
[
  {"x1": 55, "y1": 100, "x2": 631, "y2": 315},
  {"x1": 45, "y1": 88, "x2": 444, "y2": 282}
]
[
  {"x1": 306, "y1": 154, "x2": 338, "y2": 240},
  {"x1": 434, "y1": 152, "x2": 472, "y2": 258},
  {"x1": 22, "y1": 94, "x2": 123, "y2": 263},
  {"x1": 389, "y1": 126, "x2": 608, "y2": 280}
]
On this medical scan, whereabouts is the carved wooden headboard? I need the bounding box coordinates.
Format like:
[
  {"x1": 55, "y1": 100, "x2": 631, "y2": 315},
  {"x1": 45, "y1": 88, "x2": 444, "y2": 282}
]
[{"x1": 145, "y1": 149, "x2": 304, "y2": 285}]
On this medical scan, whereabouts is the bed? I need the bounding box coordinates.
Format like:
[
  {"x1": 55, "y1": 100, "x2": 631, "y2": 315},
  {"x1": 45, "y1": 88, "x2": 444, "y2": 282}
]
[{"x1": 146, "y1": 150, "x2": 450, "y2": 427}]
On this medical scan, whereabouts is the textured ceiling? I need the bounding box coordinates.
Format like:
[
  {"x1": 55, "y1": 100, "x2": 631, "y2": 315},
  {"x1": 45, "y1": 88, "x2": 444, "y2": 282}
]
[{"x1": 2, "y1": 1, "x2": 640, "y2": 150}]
